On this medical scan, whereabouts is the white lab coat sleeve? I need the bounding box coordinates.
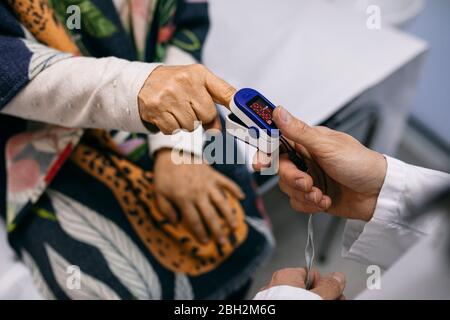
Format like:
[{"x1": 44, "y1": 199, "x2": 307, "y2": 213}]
[
  {"x1": 147, "y1": 45, "x2": 205, "y2": 158},
  {"x1": 2, "y1": 56, "x2": 160, "y2": 133},
  {"x1": 342, "y1": 156, "x2": 450, "y2": 269},
  {"x1": 253, "y1": 285, "x2": 322, "y2": 300}
]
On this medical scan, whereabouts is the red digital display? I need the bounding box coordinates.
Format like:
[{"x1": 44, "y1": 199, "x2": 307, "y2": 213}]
[{"x1": 247, "y1": 96, "x2": 274, "y2": 126}]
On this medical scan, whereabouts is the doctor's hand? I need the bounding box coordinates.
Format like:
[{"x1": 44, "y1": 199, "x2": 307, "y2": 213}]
[
  {"x1": 253, "y1": 107, "x2": 387, "y2": 221},
  {"x1": 153, "y1": 149, "x2": 245, "y2": 244},
  {"x1": 260, "y1": 268, "x2": 346, "y2": 300},
  {"x1": 138, "y1": 64, "x2": 235, "y2": 134}
]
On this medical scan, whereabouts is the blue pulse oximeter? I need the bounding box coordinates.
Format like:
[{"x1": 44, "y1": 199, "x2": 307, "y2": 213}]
[
  {"x1": 226, "y1": 88, "x2": 279, "y2": 154},
  {"x1": 232, "y1": 88, "x2": 278, "y2": 134},
  {"x1": 226, "y1": 88, "x2": 308, "y2": 172}
]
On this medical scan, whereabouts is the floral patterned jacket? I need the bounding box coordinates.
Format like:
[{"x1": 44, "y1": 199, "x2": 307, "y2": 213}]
[{"x1": 0, "y1": 0, "x2": 209, "y2": 232}]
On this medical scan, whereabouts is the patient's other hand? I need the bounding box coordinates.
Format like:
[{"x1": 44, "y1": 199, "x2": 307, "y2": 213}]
[{"x1": 153, "y1": 149, "x2": 245, "y2": 244}]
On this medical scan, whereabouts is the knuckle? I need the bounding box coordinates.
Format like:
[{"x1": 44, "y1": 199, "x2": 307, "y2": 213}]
[
  {"x1": 271, "y1": 268, "x2": 302, "y2": 284},
  {"x1": 295, "y1": 121, "x2": 310, "y2": 136},
  {"x1": 175, "y1": 69, "x2": 191, "y2": 83},
  {"x1": 279, "y1": 167, "x2": 290, "y2": 182},
  {"x1": 321, "y1": 278, "x2": 341, "y2": 292},
  {"x1": 159, "y1": 126, "x2": 172, "y2": 135},
  {"x1": 271, "y1": 270, "x2": 285, "y2": 283},
  {"x1": 201, "y1": 110, "x2": 217, "y2": 123},
  {"x1": 222, "y1": 85, "x2": 236, "y2": 101},
  {"x1": 193, "y1": 226, "x2": 204, "y2": 237},
  {"x1": 213, "y1": 218, "x2": 224, "y2": 231},
  {"x1": 274, "y1": 268, "x2": 294, "y2": 278},
  {"x1": 292, "y1": 192, "x2": 303, "y2": 202},
  {"x1": 190, "y1": 63, "x2": 206, "y2": 73},
  {"x1": 152, "y1": 89, "x2": 172, "y2": 106}
]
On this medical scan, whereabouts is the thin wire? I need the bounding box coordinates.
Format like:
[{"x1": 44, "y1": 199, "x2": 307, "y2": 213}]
[
  {"x1": 280, "y1": 136, "x2": 315, "y2": 289},
  {"x1": 305, "y1": 215, "x2": 315, "y2": 290},
  {"x1": 280, "y1": 136, "x2": 294, "y2": 153}
]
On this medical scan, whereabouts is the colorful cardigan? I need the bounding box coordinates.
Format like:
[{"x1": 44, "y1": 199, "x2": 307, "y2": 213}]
[{"x1": 0, "y1": 0, "x2": 209, "y2": 231}]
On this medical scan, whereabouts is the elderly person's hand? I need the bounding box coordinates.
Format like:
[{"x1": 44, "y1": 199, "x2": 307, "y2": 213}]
[
  {"x1": 138, "y1": 64, "x2": 235, "y2": 134},
  {"x1": 253, "y1": 107, "x2": 387, "y2": 221},
  {"x1": 153, "y1": 149, "x2": 245, "y2": 244},
  {"x1": 259, "y1": 268, "x2": 346, "y2": 300}
]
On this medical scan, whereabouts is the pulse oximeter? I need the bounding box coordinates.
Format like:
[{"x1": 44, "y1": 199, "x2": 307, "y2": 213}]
[
  {"x1": 226, "y1": 88, "x2": 308, "y2": 172},
  {"x1": 226, "y1": 88, "x2": 279, "y2": 154}
]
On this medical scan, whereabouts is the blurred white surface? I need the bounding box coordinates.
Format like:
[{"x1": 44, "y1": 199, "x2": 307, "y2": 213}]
[
  {"x1": 354, "y1": 0, "x2": 425, "y2": 26},
  {"x1": 204, "y1": 0, "x2": 428, "y2": 166},
  {"x1": 0, "y1": 220, "x2": 42, "y2": 299},
  {"x1": 205, "y1": 0, "x2": 427, "y2": 125},
  {"x1": 406, "y1": 0, "x2": 450, "y2": 145}
]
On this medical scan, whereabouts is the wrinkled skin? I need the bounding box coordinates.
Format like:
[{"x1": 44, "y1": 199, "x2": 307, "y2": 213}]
[
  {"x1": 153, "y1": 149, "x2": 245, "y2": 244},
  {"x1": 138, "y1": 64, "x2": 236, "y2": 134}
]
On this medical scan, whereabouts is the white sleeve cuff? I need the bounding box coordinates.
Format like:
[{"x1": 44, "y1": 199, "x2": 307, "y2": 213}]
[
  {"x1": 117, "y1": 60, "x2": 162, "y2": 133},
  {"x1": 253, "y1": 286, "x2": 322, "y2": 300},
  {"x1": 148, "y1": 125, "x2": 204, "y2": 158},
  {"x1": 341, "y1": 156, "x2": 439, "y2": 268}
]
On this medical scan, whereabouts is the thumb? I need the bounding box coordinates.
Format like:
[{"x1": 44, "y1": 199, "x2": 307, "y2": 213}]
[
  {"x1": 204, "y1": 68, "x2": 236, "y2": 108},
  {"x1": 273, "y1": 106, "x2": 318, "y2": 149},
  {"x1": 310, "y1": 272, "x2": 346, "y2": 300}
]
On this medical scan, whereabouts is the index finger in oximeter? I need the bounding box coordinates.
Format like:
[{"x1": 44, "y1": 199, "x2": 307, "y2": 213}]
[{"x1": 226, "y1": 88, "x2": 279, "y2": 154}]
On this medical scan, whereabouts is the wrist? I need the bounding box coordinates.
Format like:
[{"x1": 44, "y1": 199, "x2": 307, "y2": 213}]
[
  {"x1": 154, "y1": 148, "x2": 172, "y2": 162},
  {"x1": 372, "y1": 152, "x2": 388, "y2": 195},
  {"x1": 362, "y1": 151, "x2": 388, "y2": 221},
  {"x1": 138, "y1": 65, "x2": 164, "y2": 131}
]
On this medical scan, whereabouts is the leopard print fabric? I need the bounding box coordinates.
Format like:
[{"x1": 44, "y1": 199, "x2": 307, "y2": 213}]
[
  {"x1": 7, "y1": 0, "x2": 79, "y2": 54},
  {"x1": 70, "y1": 130, "x2": 249, "y2": 276}
]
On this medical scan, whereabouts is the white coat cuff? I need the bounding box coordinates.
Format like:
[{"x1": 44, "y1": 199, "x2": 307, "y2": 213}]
[
  {"x1": 342, "y1": 156, "x2": 408, "y2": 267},
  {"x1": 253, "y1": 286, "x2": 322, "y2": 300}
]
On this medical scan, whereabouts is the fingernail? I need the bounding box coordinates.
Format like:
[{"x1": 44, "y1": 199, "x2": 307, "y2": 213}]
[
  {"x1": 202, "y1": 237, "x2": 209, "y2": 244},
  {"x1": 332, "y1": 272, "x2": 346, "y2": 289},
  {"x1": 279, "y1": 107, "x2": 292, "y2": 124},
  {"x1": 295, "y1": 178, "x2": 307, "y2": 191},
  {"x1": 219, "y1": 236, "x2": 226, "y2": 245}
]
